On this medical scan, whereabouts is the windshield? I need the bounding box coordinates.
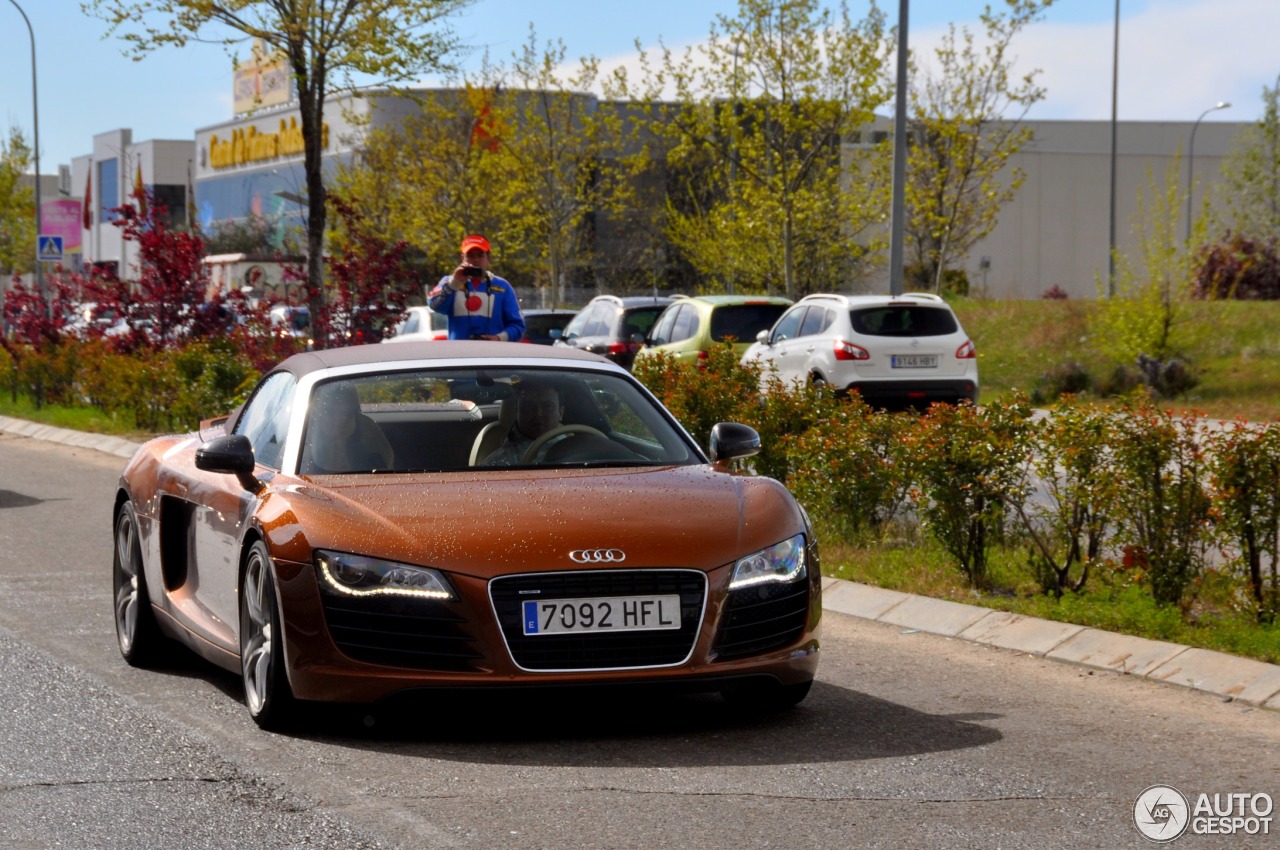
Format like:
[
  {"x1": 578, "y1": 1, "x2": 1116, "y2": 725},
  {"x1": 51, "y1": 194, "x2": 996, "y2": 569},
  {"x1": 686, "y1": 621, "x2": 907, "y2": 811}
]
[
  {"x1": 849, "y1": 306, "x2": 958, "y2": 337},
  {"x1": 298, "y1": 367, "x2": 700, "y2": 474},
  {"x1": 709, "y1": 304, "x2": 790, "y2": 343}
]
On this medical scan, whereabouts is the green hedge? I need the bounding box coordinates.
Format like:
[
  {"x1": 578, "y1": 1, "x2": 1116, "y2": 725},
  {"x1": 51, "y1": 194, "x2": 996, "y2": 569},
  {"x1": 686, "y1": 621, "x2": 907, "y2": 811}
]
[{"x1": 635, "y1": 342, "x2": 1280, "y2": 624}]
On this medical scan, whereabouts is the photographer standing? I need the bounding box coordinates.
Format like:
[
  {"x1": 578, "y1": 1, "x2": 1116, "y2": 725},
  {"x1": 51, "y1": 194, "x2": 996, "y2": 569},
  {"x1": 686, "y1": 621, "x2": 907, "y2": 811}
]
[{"x1": 428, "y1": 234, "x2": 525, "y2": 341}]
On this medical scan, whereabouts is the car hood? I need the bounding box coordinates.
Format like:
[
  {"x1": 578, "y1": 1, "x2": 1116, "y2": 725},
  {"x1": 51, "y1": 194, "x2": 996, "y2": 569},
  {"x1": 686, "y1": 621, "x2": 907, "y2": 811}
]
[{"x1": 267, "y1": 465, "x2": 804, "y2": 577}]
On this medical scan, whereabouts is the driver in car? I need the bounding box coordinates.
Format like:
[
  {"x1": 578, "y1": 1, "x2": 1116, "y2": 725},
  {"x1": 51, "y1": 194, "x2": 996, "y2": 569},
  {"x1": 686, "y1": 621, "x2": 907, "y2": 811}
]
[{"x1": 482, "y1": 381, "x2": 566, "y2": 467}]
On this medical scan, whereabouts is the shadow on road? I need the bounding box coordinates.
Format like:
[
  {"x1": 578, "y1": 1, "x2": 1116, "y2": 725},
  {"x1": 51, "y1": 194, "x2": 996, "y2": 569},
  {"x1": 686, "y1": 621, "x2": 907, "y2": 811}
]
[
  {"x1": 0, "y1": 489, "x2": 66, "y2": 509},
  {"x1": 287, "y1": 682, "x2": 1004, "y2": 768},
  {"x1": 127, "y1": 642, "x2": 1004, "y2": 768}
]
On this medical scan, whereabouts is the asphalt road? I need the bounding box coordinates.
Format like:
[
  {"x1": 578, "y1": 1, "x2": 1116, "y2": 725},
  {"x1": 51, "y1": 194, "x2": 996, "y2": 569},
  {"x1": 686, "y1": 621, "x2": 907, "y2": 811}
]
[{"x1": 1, "y1": 432, "x2": 1278, "y2": 850}]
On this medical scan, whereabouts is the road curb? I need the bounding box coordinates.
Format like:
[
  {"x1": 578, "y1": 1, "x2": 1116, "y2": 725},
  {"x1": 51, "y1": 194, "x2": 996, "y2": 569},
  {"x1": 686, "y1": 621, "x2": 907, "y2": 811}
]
[
  {"x1": 4, "y1": 416, "x2": 1277, "y2": 712},
  {"x1": 822, "y1": 577, "x2": 1280, "y2": 711},
  {"x1": 0, "y1": 415, "x2": 141, "y2": 459}
]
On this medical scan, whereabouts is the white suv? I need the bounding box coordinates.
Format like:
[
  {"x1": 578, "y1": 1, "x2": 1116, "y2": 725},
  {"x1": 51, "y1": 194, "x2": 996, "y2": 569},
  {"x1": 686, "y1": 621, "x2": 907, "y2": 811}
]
[{"x1": 740, "y1": 293, "x2": 978, "y2": 407}]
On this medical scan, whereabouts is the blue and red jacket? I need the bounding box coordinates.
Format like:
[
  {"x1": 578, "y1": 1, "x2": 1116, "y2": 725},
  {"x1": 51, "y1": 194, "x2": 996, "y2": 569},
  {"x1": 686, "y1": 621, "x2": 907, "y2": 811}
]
[{"x1": 427, "y1": 273, "x2": 526, "y2": 341}]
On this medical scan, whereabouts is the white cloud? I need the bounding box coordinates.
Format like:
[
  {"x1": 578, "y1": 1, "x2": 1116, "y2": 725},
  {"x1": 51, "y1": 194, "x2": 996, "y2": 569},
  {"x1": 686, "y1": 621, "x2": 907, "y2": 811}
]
[
  {"x1": 580, "y1": 0, "x2": 1280, "y2": 123},
  {"x1": 986, "y1": 0, "x2": 1280, "y2": 122}
]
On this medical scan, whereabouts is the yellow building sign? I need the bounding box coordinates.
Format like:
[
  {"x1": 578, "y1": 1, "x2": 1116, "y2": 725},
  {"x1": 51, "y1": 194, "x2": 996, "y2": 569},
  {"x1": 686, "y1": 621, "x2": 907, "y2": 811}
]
[
  {"x1": 208, "y1": 118, "x2": 330, "y2": 170},
  {"x1": 234, "y1": 38, "x2": 292, "y2": 114}
]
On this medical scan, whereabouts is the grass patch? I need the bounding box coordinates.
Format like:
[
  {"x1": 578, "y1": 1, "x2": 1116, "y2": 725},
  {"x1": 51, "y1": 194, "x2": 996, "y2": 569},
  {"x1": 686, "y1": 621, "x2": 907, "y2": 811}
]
[
  {"x1": 954, "y1": 297, "x2": 1280, "y2": 421},
  {"x1": 0, "y1": 394, "x2": 154, "y2": 441},
  {"x1": 824, "y1": 528, "x2": 1280, "y2": 665}
]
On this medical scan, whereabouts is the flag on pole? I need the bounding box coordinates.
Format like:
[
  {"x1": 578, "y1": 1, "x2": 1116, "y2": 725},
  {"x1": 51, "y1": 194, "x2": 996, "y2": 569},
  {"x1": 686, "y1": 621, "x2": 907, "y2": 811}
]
[
  {"x1": 469, "y1": 86, "x2": 500, "y2": 152},
  {"x1": 83, "y1": 169, "x2": 93, "y2": 229},
  {"x1": 134, "y1": 162, "x2": 147, "y2": 217}
]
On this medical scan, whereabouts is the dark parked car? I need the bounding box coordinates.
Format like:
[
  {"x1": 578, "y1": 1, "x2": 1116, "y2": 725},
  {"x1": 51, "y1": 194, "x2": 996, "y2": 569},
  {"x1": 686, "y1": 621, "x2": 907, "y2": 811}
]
[
  {"x1": 553, "y1": 295, "x2": 676, "y2": 370},
  {"x1": 520, "y1": 308, "x2": 578, "y2": 345}
]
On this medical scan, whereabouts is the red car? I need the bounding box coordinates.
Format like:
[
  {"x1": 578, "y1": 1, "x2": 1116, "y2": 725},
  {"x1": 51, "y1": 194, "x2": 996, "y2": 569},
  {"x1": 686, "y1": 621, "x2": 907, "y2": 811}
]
[{"x1": 112, "y1": 342, "x2": 820, "y2": 729}]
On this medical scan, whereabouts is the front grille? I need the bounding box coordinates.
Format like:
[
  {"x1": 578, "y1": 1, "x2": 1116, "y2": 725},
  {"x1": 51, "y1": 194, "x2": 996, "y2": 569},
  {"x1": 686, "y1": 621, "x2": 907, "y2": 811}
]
[
  {"x1": 490, "y1": 570, "x2": 706, "y2": 671},
  {"x1": 712, "y1": 579, "x2": 810, "y2": 661},
  {"x1": 320, "y1": 594, "x2": 485, "y2": 671}
]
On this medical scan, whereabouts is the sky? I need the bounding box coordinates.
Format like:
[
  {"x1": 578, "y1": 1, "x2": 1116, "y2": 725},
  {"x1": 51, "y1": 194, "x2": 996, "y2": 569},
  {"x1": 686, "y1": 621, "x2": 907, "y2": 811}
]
[{"x1": 2, "y1": 0, "x2": 1278, "y2": 173}]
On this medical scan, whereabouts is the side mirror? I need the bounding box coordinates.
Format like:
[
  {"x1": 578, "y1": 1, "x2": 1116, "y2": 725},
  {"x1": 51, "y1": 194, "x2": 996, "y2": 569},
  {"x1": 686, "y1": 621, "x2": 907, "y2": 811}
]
[
  {"x1": 549, "y1": 328, "x2": 563, "y2": 340},
  {"x1": 195, "y1": 434, "x2": 263, "y2": 493},
  {"x1": 708, "y1": 422, "x2": 761, "y2": 463},
  {"x1": 756, "y1": 329, "x2": 770, "y2": 344}
]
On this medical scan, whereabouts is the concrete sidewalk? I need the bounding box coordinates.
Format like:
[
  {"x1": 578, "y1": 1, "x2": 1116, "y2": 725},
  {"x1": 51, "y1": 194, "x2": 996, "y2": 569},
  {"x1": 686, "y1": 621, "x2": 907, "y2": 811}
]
[{"x1": 5, "y1": 413, "x2": 1279, "y2": 712}]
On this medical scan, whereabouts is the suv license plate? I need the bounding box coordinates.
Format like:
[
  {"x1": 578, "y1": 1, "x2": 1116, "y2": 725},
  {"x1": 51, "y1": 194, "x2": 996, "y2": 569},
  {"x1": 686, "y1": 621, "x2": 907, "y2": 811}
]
[
  {"x1": 891, "y1": 354, "x2": 938, "y2": 368},
  {"x1": 522, "y1": 595, "x2": 681, "y2": 635}
]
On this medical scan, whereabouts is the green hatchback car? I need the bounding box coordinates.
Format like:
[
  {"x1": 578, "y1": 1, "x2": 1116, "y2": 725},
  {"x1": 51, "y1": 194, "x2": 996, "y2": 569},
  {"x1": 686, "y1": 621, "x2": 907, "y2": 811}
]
[{"x1": 635, "y1": 294, "x2": 793, "y2": 367}]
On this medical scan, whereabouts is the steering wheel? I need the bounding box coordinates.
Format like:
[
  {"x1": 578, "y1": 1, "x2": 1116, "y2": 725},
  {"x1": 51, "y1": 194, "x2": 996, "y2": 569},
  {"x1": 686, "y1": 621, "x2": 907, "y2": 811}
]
[{"x1": 521, "y1": 424, "x2": 607, "y2": 463}]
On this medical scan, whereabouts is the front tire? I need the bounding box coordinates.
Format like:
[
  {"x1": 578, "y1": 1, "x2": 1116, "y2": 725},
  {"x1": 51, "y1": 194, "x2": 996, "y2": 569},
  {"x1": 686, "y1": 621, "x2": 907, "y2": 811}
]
[
  {"x1": 113, "y1": 501, "x2": 165, "y2": 666},
  {"x1": 240, "y1": 541, "x2": 296, "y2": 730}
]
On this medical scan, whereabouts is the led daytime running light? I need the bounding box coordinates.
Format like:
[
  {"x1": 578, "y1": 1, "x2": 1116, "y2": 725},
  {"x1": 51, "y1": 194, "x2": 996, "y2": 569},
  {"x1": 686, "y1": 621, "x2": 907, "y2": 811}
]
[
  {"x1": 317, "y1": 552, "x2": 453, "y2": 600},
  {"x1": 729, "y1": 535, "x2": 807, "y2": 590}
]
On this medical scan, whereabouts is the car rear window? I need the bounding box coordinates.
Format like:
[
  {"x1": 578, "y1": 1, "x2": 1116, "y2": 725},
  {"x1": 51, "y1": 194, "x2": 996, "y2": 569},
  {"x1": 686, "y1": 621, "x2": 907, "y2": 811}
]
[
  {"x1": 525, "y1": 313, "x2": 572, "y2": 337},
  {"x1": 849, "y1": 306, "x2": 958, "y2": 337},
  {"x1": 619, "y1": 307, "x2": 664, "y2": 338},
  {"x1": 709, "y1": 304, "x2": 790, "y2": 343}
]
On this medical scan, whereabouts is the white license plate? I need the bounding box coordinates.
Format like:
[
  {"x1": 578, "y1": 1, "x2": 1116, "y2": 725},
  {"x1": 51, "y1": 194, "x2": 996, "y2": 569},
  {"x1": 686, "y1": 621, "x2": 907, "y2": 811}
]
[
  {"x1": 522, "y1": 595, "x2": 681, "y2": 635},
  {"x1": 891, "y1": 354, "x2": 938, "y2": 368}
]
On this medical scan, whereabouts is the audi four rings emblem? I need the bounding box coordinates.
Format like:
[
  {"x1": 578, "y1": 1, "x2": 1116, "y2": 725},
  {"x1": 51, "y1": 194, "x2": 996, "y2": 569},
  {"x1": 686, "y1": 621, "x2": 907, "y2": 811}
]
[{"x1": 569, "y1": 549, "x2": 626, "y2": 563}]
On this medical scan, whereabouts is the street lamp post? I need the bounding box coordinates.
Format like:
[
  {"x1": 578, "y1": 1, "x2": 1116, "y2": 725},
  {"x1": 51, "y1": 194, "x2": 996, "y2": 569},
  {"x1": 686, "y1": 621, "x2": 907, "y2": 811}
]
[
  {"x1": 1185, "y1": 100, "x2": 1230, "y2": 243},
  {"x1": 887, "y1": 0, "x2": 909, "y2": 297},
  {"x1": 6, "y1": 0, "x2": 43, "y2": 302},
  {"x1": 1106, "y1": 0, "x2": 1120, "y2": 297}
]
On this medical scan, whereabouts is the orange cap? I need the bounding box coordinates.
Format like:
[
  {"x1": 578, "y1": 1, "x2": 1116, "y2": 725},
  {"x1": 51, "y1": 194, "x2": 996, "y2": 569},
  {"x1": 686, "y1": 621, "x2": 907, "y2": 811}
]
[{"x1": 460, "y1": 234, "x2": 491, "y2": 254}]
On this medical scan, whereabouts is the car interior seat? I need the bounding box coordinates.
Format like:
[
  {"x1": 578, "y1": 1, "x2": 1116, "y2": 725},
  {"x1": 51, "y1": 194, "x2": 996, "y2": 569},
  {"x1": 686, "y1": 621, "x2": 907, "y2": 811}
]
[{"x1": 469, "y1": 395, "x2": 517, "y2": 466}]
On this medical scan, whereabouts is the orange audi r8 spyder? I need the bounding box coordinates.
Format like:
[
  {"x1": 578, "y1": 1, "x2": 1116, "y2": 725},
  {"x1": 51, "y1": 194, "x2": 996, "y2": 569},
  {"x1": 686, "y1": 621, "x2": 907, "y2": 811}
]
[{"x1": 112, "y1": 342, "x2": 820, "y2": 728}]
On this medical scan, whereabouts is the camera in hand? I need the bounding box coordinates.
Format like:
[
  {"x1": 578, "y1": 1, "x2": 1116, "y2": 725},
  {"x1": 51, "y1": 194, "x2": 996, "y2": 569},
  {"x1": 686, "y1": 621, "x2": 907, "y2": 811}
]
[{"x1": 461, "y1": 265, "x2": 485, "y2": 279}]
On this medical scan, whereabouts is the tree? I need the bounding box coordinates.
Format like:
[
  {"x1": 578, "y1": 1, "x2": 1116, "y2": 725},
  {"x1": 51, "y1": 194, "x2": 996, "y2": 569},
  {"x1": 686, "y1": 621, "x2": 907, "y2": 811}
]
[
  {"x1": 1093, "y1": 160, "x2": 1209, "y2": 396},
  {"x1": 608, "y1": 0, "x2": 892, "y2": 299},
  {"x1": 78, "y1": 186, "x2": 217, "y2": 351},
  {"x1": 1220, "y1": 83, "x2": 1280, "y2": 244},
  {"x1": 331, "y1": 87, "x2": 499, "y2": 284},
  {"x1": 904, "y1": 0, "x2": 1052, "y2": 293},
  {"x1": 313, "y1": 197, "x2": 414, "y2": 348},
  {"x1": 0, "y1": 126, "x2": 35, "y2": 277},
  {"x1": 335, "y1": 33, "x2": 640, "y2": 305},
  {"x1": 475, "y1": 33, "x2": 642, "y2": 302},
  {"x1": 84, "y1": 0, "x2": 469, "y2": 347}
]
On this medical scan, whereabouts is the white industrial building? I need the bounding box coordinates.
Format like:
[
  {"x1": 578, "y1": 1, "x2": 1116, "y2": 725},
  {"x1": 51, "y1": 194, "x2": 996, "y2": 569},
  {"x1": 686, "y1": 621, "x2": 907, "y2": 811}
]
[{"x1": 26, "y1": 92, "x2": 1251, "y2": 302}]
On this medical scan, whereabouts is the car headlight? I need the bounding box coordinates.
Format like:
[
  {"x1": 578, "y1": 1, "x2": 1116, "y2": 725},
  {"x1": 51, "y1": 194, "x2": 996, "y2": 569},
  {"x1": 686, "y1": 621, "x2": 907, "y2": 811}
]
[
  {"x1": 729, "y1": 534, "x2": 806, "y2": 590},
  {"x1": 316, "y1": 551, "x2": 455, "y2": 600}
]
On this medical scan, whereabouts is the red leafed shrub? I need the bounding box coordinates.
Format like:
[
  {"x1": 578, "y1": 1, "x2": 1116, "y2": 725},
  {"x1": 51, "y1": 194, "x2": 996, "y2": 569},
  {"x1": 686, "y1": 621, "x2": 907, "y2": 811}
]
[
  {"x1": 1191, "y1": 232, "x2": 1280, "y2": 300},
  {"x1": 307, "y1": 197, "x2": 415, "y2": 349}
]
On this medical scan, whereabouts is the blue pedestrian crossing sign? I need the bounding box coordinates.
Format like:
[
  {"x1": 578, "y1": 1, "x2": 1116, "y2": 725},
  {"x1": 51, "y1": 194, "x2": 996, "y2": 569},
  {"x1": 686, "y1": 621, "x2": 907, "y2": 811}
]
[{"x1": 37, "y1": 235, "x2": 63, "y2": 263}]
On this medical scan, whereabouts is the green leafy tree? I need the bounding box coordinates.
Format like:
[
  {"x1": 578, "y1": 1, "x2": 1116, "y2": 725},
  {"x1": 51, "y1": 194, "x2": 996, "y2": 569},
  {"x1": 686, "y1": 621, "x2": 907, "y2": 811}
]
[
  {"x1": 84, "y1": 0, "x2": 469, "y2": 347},
  {"x1": 1219, "y1": 83, "x2": 1280, "y2": 243},
  {"x1": 1106, "y1": 397, "x2": 1212, "y2": 608},
  {"x1": 1093, "y1": 160, "x2": 1209, "y2": 395},
  {"x1": 909, "y1": 393, "x2": 1033, "y2": 589},
  {"x1": 332, "y1": 87, "x2": 500, "y2": 284},
  {"x1": 0, "y1": 125, "x2": 35, "y2": 276},
  {"x1": 335, "y1": 34, "x2": 634, "y2": 305},
  {"x1": 1208, "y1": 420, "x2": 1280, "y2": 623},
  {"x1": 609, "y1": 0, "x2": 892, "y2": 299},
  {"x1": 469, "y1": 33, "x2": 640, "y2": 303},
  {"x1": 904, "y1": 0, "x2": 1052, "y2": 292},
  {"x1": 1011, "y1": 401, "x2": 1115, "y2": 598}
]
